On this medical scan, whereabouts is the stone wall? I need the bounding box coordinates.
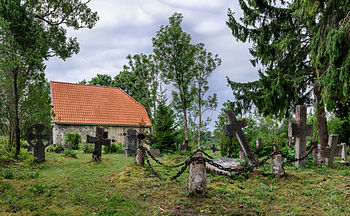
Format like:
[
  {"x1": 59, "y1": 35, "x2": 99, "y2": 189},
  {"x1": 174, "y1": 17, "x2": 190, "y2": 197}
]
[{"x1": 53, "y1": 124, "x2": 150, "y2": 145}]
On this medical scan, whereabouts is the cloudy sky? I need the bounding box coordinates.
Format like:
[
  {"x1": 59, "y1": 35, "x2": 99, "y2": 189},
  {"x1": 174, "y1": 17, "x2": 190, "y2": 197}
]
[{"x1": 45, "y1": 0, "x2": 259, "y2": 131}]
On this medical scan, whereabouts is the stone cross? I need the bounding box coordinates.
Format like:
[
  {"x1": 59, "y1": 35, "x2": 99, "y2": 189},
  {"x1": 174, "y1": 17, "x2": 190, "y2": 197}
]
[
  {"x1": 341, "y1": 143, "x2": 347, "y2": 161},
  {"x1": 225, "y1": 110, "x2": 257, "y2": 166},
  {"x1": 86, "y1": 127, "x2": 111, "y2": 161},
  {"x1": 324, "y1": 134, "x2": 338, "y2": 167},
  {"x1": 288, "y1": 105, "x2": 313, "y2": 167},
  {"x1": 26, "y1": 124, "x2": 52, "y2": 161},
  {"x1": 270, "y1": 146, "x2": 285, "y2": 178},
  {"x1": 125, "y1": 128, "x2": 137, "y2": 157},
  {"x1": 189, "y1": 152, "x2": 206, "y2": 196}
]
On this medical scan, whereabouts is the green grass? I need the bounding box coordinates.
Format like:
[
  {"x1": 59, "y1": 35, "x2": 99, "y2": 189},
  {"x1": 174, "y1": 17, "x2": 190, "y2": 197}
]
[{"x1": 0, "y1": 151, "x2": 350, "y2": 215}]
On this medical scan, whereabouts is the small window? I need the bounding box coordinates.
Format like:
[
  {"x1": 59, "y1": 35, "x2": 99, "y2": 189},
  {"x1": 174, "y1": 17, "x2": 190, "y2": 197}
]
[{"x1": 103, "y1": 132, "x2": 108, "y2": 139}]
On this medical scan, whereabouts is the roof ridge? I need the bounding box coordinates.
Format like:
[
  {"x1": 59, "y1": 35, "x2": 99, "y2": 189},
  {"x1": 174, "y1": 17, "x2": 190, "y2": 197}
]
[{"x1": 50, "y1": 80, "x2": 123, "y2": 90}]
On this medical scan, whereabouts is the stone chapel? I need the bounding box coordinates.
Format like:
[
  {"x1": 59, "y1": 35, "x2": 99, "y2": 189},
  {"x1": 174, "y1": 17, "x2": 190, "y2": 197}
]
[{"x1": 50, "y1": 81, "x2": 152, "y2": 145}]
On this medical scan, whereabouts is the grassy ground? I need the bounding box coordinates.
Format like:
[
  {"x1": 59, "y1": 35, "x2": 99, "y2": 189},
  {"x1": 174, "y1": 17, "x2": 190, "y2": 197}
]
[{"x1": 0, "y1": 151, "x2": 350, "y2": 216}]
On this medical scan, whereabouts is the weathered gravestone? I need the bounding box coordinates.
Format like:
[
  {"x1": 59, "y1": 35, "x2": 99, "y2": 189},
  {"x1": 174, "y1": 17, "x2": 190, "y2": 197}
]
[
  {"x1": 87, "y1": 127, "x2": 111, "y2": 161},
  {"x1": 125, "y1": 128, "x2": 137, "y2": 157},
  {"x1": 189, "y1": 151, "x2": 206, "y2": 196},
  {"x1": 26, "y1": 124, "x2": 52, "y2": 161},
  {"x1": 225, "y1": 110, "x2": 258, "y2": 166},
  {"x1": 341, "y1": 143, "x2": 347, "y2": 161},
  {"x1": 256, "y1": 138, "x2": 262, "y2": 149},
  {"x1": 288, "y1": 105, "x2": 313, "y2": 167},
  {"x1": 270, "y1": 146, "x2": 285, "y2": 178},
  {"x1": 148, "y1": 149, "x2": 163, "y2": 157},
  {"x1": 324, "y1": 134, "x2": 338, "y2": 167}
]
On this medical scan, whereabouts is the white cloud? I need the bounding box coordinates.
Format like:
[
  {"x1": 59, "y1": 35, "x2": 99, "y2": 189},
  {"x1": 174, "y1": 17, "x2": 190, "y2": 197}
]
[
  {"x1": 159, "y1": 0, "x2": 224, "y2": 11},
  {"x1": 89, "y1": 0, "x2": 154, "y2": 29},
  {"x1": 193, "y1": 18, "x2": 226, "y2": 35}
]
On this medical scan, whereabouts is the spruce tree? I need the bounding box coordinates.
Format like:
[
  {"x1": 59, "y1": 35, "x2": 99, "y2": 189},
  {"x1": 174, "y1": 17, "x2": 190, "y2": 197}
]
[{"x1": 226, "y1": 0, "x2": 350, "y2": 163}]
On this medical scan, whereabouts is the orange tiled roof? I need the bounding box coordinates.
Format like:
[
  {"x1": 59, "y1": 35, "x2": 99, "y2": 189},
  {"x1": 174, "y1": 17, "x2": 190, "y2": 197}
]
[{"x1": 50, "y1": 81, "x2": 152, "y2": 126}]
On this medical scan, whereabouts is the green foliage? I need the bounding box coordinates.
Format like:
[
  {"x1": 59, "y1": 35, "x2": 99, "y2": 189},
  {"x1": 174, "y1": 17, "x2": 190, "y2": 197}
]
[
  {"x1": 97, "y1": 196, "x2": 142, "y2": 216},
  {"x1": 226, "y1": 1, "x2": 313, "y2": 119},
  {"x1": 64, "y1": 132, "x2": 81, "y2": 150},
  {"x1": 30, "y1": 183, "x2": 45, "y2": 194},
  {"x1": 148, "y1": 101, "x2": 178, "y2": 152},
  {"x1": 295, "y1": 0, "x2": 350, "y2": 117},
  {"x1": 80, "y1": 141, "x2": 94, "y2": 154},
  {"x1": 20, "y1": 139, "x2": 29, "y2": 149},
  {"x1": 0, "y1": 0, "x2": 98, "y2": 156},
  {"x1": 2, "y1": 169, "x2": 14, "y2": 179},
  {"x1": 63, "y1": 149, "x2": 78, "y2": 159},
  {"x1": 152, "y1": 13, "x2": 197, "y2": 148},
  {"x1": 0, "y1": 138, "x2": 30, "y2": 163},
  {"x1": 103, "y1": 143, "x2": 124, "y2": 154},
  {"x1": 328, "y1": 115, "x2": 350, "y2": 143},
  {"x1": 88, "y1": 74, "x2": 113, "y2": 86},
  {"x1": 191, "y1": 43, "x2": 221, "y2": 148}
]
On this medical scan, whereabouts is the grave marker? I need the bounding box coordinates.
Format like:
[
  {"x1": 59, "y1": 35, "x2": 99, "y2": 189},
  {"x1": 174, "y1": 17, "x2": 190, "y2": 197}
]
[
  {"x1": 324, "y1": 134, "x2": 338, "y2": 167},
  {"x1": 86, "y1": 127, "x2": 111, "y2": 161},
  {"x1": 26, "y1": 124, "x2": 52, "y2": 161},
  {"x1": 125, "y1": 128, "x2": 137, "y2": 157},
  {"x1": 270, "y1": 146, "x2": 285, "y2": 178},
  {"x1": 288, "y1": 105, "x2": 313, "y2": 167},
  {"x1": 225, "y1": 110, "x2": 257, "y2": 166},
  {"x1": 341, "y1": 143, "x2": 347, "y2": 161}
]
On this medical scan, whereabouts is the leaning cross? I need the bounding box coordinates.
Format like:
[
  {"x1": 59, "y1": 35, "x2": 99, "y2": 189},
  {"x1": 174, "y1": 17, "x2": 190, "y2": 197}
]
[
  {"x1": 26, "y1": 124, "x2": 52, "y2": 161},
  {"x1": 225, "y1": 110, "x2": 258, "y2": 166},
  {"x1": 288, "y1": 105, "x2": 313, "y2": 167},
  {"x1": 87, "y1": 127, "x2": 111, "y2": 161}
]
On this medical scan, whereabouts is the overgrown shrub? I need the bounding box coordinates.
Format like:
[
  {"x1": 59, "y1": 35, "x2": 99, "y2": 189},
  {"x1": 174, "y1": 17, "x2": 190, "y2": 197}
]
[
  {"x1": 103, "y1": 143, "x2": 124, "y2": 154},
  {"x1": 0, "y1": 139, "x2": 30, "y2": 163},
  {"x1": 63, "y1": 149, "x2": 78, "y2": 158},
  {"x1": 64, "y1": 132, "x2": 81, "y2": 150},
  {"x1": 80, "y1": 142, "x2": 94, "y2": 153},
  {"x1": 20, "y1": 139, "x2": 29, "y2": 149}
]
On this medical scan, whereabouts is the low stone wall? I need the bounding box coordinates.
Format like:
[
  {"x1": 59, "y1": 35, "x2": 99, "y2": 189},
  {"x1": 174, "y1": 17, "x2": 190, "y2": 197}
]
[{"x1": 53, "y1": 124, "x2": 150, "y2": 145}]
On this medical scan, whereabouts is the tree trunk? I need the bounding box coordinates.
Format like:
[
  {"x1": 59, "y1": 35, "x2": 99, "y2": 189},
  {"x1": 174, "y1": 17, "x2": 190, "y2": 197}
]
[
  {"x1": 181, "y1": 104, "x2": 189, "y2": 151},
  {"x1": 314, "y1": 83, "x2": 328, "y2": 165},
  {"x1": 14, "y1": 70, "x2": 20, "y2": 157},
  {"x1": 198, "y1": 97, "x2": 202, "y2": 149}
]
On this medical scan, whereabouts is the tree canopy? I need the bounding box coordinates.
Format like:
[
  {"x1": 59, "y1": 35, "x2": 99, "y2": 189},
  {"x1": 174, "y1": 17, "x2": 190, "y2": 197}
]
[
  {"x1": 152, "y1": 13, "x2": 196, "y2": 150},
  {"x1": 226, "y1": 0, "x2": 350, "y2": 157},
  {"x1": 0, "y1": 0, "x2": 98, "y2": 156}
]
